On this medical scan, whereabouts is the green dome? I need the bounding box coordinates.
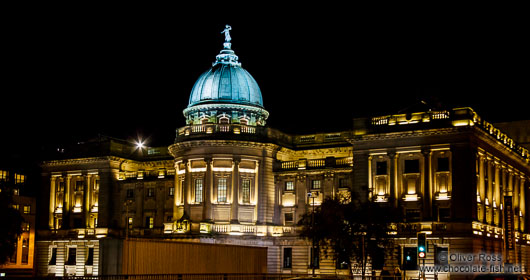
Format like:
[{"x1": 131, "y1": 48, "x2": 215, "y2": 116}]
[
  {"x1": 188, "y1": 49, "x2": 264, "y2": 108},
  {"x1": 183, "y1": 34, "x2": 268, "y2": 127}
]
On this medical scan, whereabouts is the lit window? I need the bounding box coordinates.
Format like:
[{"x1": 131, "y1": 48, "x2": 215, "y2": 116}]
[
  {"x1": 285, "y1": 181, "x2": 294, "y2": 191},
  {"x1": 0, "y1": 170, "x2": 8, "y2": 181},
  {"x1": 128, "y1": 217, "x2": 133, "y2": 229},
  {"x1": 15, "y1": 173, "x2": 25, "y2": 184},
  {"x1": 168, "y1": 187, "x2": 174, "y2": 197},
  {"x1": 217, "y1": 178, "x2": 227, "y2": 202},
  {"x1": 241, "y1": 179, "x2": 251, "y2": 204},
  {"x1": 22, "y1": 222, "x2": 30, "y2": 232},
  {"x1": 23, "y1": 205, "x2": 31, "y2": 214},
  {"x1": 311, "y1": 180, "x2": 321, "y2": 190},
  {"x1": 12, "y1": 204, "x2": 19, "y2": 210},
  {"x1": 194, "y1": 178, "x2": 203, "y2": 203},
  {"x1": 146, "y1": 216, "x2": 154, "y2": 229}
]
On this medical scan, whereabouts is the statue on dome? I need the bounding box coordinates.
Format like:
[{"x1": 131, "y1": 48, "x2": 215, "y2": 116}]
[{"x1": 221, "y1": 25, "x2": 232, "y2": 42}]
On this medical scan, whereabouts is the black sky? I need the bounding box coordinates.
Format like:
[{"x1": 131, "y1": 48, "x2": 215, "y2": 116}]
[{"x1": 2, "y1": 7, "x2": 528, "y2": 156}]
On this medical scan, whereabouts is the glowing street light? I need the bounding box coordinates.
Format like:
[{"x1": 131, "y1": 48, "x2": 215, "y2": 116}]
[{"x1": 135, "y1": 140, "x2": 145, "y2": 149}]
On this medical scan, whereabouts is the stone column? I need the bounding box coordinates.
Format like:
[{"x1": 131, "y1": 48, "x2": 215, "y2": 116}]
[
  {"x1": 421, "y1": 148, "x2": 432, "y2": 220},
  {"x1": 253, "y1": 161, "x2": 260, "y2": 222},
  {"x1": 203, "y1": 158, "x2": 213, "y2": 222},
  {"x1": 230, "y1": 158, "x2": 240, "y2": 224},
  {"x1": 184, "y1": 160, "x2": 191, "y2": 219},
  {"x1": 49, "y1": 176, "x2": 56, "y2": 229},
  {"x1": 519, "y1": 176, "x2": 525, "y2": 232},
  {"x1": 494, "y1": 163, "x2": 501, "y2": 226},
  {"x1": 173, "y1": 162, "x2": 182, "y2": 220},
  {"x1": 64, "y1": 175, "x2": 72, "y2": 229},
  {"x1": 85, "y1": 174, "x2": 92, "y2": 228},
  {"x1": 388, "y1": 151, "x2": 398, "y2": 208}
]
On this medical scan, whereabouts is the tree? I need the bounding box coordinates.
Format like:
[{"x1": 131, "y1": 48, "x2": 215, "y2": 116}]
[
  {"x1": 298, "y1": 195, "x2": 400, "y2": 278},
  {"x1": 0, "y1": 186, "x2": 24, "y2": 264}
]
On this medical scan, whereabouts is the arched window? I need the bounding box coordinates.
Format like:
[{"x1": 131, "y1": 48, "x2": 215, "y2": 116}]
[{"x1": 219, "y1": 116, "x2": 230, "y2": 124}]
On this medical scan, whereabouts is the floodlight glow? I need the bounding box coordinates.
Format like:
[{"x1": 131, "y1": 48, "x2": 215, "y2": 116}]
[{"x1": 136, "y1": 140, "x2": 145, "y2": 149}]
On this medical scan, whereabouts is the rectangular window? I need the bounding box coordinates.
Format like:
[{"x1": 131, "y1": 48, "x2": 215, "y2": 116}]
[
  {"x1": 66, "y1": 247, "x2": 77, "y2": 265},
  {"x1": 74, "y1": 218, "x2": 83, "y2": 228},
  {"x1": 23, "y1": 205, "x2": 31, "y2": 214},
  {"x1": 242, "y1": 179, "x2": 251, "y2": 204},
  {"x1": 194, "y1": 178, "x2": 203, "y2": 203},
  {"x1": 404, "y1": 159, "x2": 420, "y2": 174},
  {"x1": 75, "y1": 180, "x2": 84, "y2": 192},
  {"x1": 49, "y1": 247, "x2": 57, "y2": 265},
  {"x1": 126, "y1": 189, "x2": 134, "y2": 199},
  {"x1": 285, "y1": 181, "x2": 294, "y2": 191},
  {"x1": 168, "y1": 187, "x2": 175, "y2": 197},
  {"x1": 310, "y1": 247, "x2": 320, "y2": 269},
  {"x1": 376, "y1": 161, "x2": 388, "y2": 175},
  {"x1": 405, "y1": 209, "x2": 421, "y2": 222},
  {"x1": 147, "y1": 188, "x2": 155, "y2": 197},
  {"x1": 94, "y1": 180, "x2": 100, "y2": 191},
  {"x1": 15, "y1": 173, "x2": 25, "y2": 184},
  {"x1": 57, "y1": 181, "x2": 65, "y2": 192},
  {"x1": 435, "y1": 247, "x2": 448, "y2": 266},
  {"x1": 438, "y1": 207, "x2": 451, "y2": 222},
  {"x1": 218, "y1": 178, "x2": 227, "y2": 202},
  {"x1": 128, "y1": 217, "x2": 133, "y2": 229},
  {"x1": 283, "y1": 247, "x2": 292, "y2": 268},
  {"x1": 284, "y1": 212, "x2": 294, "y2": 224},
  {"x1": 12, "y1": 204, "x2": 19, "y2": 210},
  {"x1": 21, "y1": 238, "x2": 29, "y2": 264},
  {"x1": 0, "y1": 170, "x2": 8, "y2": 181},
  {"x1": 146, "y1": 216, "x2": 154, "y2": 229},
  {"x1": 86, "y1": 247, "x2": 94, "y2": 265},
  {"x1": 339, "y1": 178, "x2": 349, "y2": 188},
  {"x1": 311, "y1": 180, "x2": 321, "y2": 190},
  {"x1": 437, "y1": 157, "x2": 450, "y2": 172}
]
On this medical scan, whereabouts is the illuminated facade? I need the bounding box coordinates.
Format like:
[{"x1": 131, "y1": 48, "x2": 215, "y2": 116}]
[
  {"x1": 0, "y1": 167, "x2": 36, "y2": 277},
  {"x1": 36, "y1": 27, "x2": 530, "y2": 277}
]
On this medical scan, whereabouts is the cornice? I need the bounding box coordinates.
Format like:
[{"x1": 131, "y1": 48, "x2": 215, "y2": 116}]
[
  {"x1": 347, "y1": 127, "x2": 462, "y2": 143},
  {"x1": 169, "y1": 139, "x2": 280, "y2": 157}
]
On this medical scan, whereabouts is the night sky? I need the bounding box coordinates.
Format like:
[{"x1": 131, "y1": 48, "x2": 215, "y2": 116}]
[{"x1": 2, "y1": 9, "x2": 528, "y2": 157}]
